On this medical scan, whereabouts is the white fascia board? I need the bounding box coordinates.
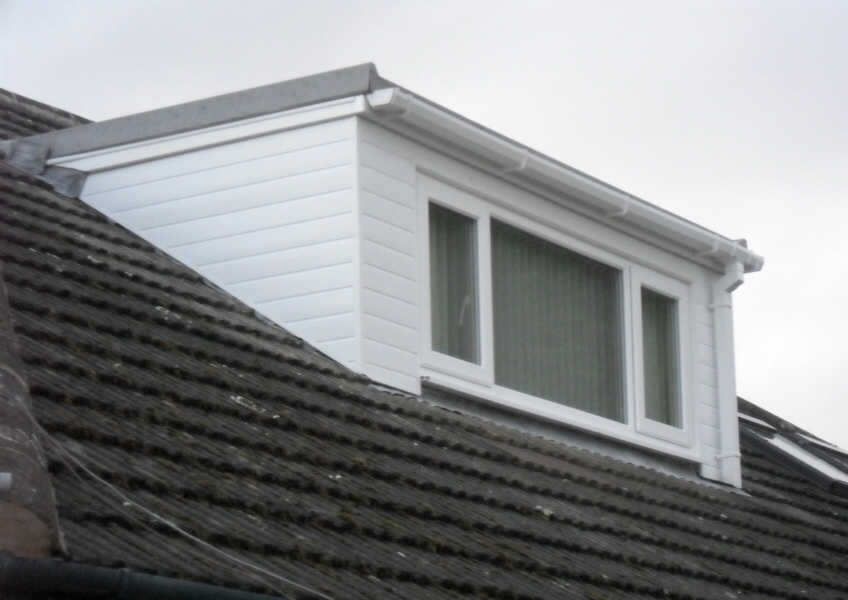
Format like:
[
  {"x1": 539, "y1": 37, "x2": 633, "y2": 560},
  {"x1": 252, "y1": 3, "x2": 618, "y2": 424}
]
[
  {"x1": 365, "y1": 87, "x2": 764, "y2": 275},
  {"x1": 48, "y1": 96, "x2": 369, "y2": 173}
]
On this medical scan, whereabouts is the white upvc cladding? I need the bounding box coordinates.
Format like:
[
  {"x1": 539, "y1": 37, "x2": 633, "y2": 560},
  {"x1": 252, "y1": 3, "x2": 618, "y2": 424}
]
[
  {"x1": 70, "y1": 111, "x2": 733, "y2": 483},
  {"x1": 355, "y1": 119, "x2": 723, "y2": 471},
  {"x1": 356, "y1": 122, "x2": 420, "y2": 392},
  {"x1": 79, "y1": 118, "x2": 364, "y2": 369}
]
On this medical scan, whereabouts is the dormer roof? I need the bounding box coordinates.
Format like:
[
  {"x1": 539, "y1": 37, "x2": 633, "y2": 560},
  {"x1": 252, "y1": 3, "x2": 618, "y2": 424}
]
[{"x1": 0, "y1": 64, "x2": 762, "y2": 275}]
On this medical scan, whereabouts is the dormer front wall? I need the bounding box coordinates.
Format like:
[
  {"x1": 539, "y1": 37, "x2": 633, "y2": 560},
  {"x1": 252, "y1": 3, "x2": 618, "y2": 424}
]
[
  {"x1": 68, "y1": 109, "x2": 739, "y2": 485},
  {"x1": 353, "y1": 118, "x2": 728, "y2": 481}
]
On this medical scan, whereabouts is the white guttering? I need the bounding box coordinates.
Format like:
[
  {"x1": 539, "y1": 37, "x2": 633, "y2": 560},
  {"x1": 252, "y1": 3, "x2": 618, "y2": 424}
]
[{"x1": 365, "y1": 87, "x2": 764, "y2": 275}]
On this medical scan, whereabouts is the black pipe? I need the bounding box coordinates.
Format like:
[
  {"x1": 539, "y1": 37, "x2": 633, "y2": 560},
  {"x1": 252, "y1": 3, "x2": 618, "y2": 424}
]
[{"x1": 0, "y1": 554, "x2": 292, "y2": 600}]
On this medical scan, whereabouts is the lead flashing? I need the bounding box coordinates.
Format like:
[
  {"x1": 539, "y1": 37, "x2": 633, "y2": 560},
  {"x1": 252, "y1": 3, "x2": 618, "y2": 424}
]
[{"x1": 13, "y1": 63, "x2": 385, "y2": 164}]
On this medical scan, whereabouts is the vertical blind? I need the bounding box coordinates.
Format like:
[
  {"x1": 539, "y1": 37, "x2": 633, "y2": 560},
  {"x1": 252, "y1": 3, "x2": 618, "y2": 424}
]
[
  {"x1": 641, "y1": 288, "x2": 682, "y2": 427},
  {"x1": 429, "y1": 203, "x2": 479, "y2": 364},
  {"x1": 491, "y1": 220, "x2": 625, "y2": 422}
]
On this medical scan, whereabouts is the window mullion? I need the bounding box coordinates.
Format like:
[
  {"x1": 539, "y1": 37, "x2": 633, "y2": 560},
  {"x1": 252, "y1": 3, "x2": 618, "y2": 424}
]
[{"x1": 478, "y1": 212, "x2": 495, "y2": 384}]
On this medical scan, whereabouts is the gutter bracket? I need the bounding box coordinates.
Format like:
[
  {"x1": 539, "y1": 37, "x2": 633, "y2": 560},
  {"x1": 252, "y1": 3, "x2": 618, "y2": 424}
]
[
  {"x1": 366, "y1": 87, "x2": 412, "y2": 117},
  {"x1": 715, "y1": 452, "x2": 741, "y2": 460},
  {"x1": 502, "y1": 148, "x2": 530, "y2": 173},
  {"x1": 696, "y1": 236, "x2": 721, "y2": 258},
  {"x1": 604, "y1": 196, "x2": 630, "y2": 219}
]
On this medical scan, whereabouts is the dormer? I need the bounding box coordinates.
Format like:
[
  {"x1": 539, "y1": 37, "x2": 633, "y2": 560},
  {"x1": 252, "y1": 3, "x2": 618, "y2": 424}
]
[{"x1": 1, "y1": 64, "x2": 762, "y2": 487}]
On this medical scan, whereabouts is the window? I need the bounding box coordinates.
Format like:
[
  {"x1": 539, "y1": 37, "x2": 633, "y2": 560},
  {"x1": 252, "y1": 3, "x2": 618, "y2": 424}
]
[
  {"x1": 491, "y1": 220, "x2": 625, "y2": 422},
  {"x1": 641, "y1": 287, "x2": 681, "y2": 427},
  {"x1": 429, "y1": 203, "x2": 480, "y2": 364},
  {"x1": 420, "y1": 176, "x2": 692, "y2": 447}
]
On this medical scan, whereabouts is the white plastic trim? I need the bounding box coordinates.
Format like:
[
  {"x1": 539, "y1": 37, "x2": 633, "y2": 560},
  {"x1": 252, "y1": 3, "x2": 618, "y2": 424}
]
[
  {"x1": 49, "y1": 97, "x2": 367, "y2": 173},
  {"x1": 366, "y1": 87, "x2": 763, "y2": 275}
]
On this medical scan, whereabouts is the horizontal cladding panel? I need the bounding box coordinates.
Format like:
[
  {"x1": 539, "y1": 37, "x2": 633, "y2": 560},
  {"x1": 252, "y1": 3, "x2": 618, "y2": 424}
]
[
  {"x1": 284, "y1": 312, "x2": 356, "y2": 345},
  {"x1": 360, "y1": 190, "x2": 416, "y2": 233},
  {"x1": 359, "y1": 165, "x2": 416, "y2": 209},
  {"x1": 141, "y1": 188, "x2": 352, "y2": 246},
  {"x1": 361, "y1": 239, "x2": 416, "y2": 281},
  {"x1": 86, "y1": 147, "x2": 353, "y2": 215},
  {"x1": 317, "y1": 338, "x2": 358, "y2": 368},
  {"x1": 360, "y1": 213, "x2": 417, "y2": 256},
  {"x1": 363, "y1": 338, "x2": 419, "y2": 377},
  {"x1": 202, "y1": 238, "x2": 356, "y2": 285},
  {"x1": 360, "y1": 362, "x2": 420, "y2": 396},
  {"x1": 359, "y1": 141, "x2": 416, "y2": 186},
  {"x1": 696, "y1": 342, "x2": 718, "y2": 369},
  {"x1": 361, "y1": 264, "x2": 417, "y2": 306},
  {"x1": 255, "y1": 288, "x2": 355, "y2": 324},
  {"x1": 158, "y1": 212, "x2": 355, "y2": 266},
  {"x1": 230, "y1": 262, "x2": 354, "y2": 304},
  {"x1": 358, "y1": 136, "x2": 416, "y2": 185},
  {"x1": 697, "y1": 383, "x2": 719, "y2": 408},
  {"x1": 696, "y1": 323, "x2": 715, "y2": 348},
  {"x1": 362, "y1": 289, "x2": 417, "y2": 330},
  {"x1": 695, "y1": 306, "x2": 715, "y2": 329},
  {"x1": 362, "y1": 313, "x2": 418, "y2": 355},
  {"x1": 118, "y1": 166, "x2": 353, "y2": 230},
  {"x1": 697, "y1": 362, "x2": 719, "y2": 389},
  {"x1": 83, "y1": 119, "x2": 355, "y2": 195},
  {"x1": 699, "y1": 423, "x2": 720, "y2": 448},
  {"x1": 699, "y1": 403, "x2": 721, "y2": 429}
]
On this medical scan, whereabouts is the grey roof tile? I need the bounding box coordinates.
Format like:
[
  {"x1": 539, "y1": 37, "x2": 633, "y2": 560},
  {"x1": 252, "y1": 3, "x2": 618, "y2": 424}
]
[{"x1": 3, "y1": 87, "x2": 848, "y2": 600}]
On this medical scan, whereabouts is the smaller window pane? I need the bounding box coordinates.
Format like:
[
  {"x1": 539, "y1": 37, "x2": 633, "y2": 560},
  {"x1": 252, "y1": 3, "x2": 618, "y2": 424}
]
[
  {"x1": 641, "y1": 288, "x2": 681, "y2": 427},
  {"x1": 429, "y1": 203, "x2": 479, "y2": 364}
]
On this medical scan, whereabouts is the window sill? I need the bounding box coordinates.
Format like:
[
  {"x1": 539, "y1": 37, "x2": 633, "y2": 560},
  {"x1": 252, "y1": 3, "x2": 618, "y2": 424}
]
[{"x1": 421, "y1": 367, "x2": 699, "y2": 459}]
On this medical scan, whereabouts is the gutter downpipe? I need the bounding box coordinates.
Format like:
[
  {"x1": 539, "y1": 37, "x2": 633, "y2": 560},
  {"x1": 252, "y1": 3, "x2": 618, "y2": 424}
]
[
  {"x1": 0, "y1": 554, "x2": 290, "y2": 600},
  {"x1": 710, "y1": 260, "x2": 745, "y2": 487}
]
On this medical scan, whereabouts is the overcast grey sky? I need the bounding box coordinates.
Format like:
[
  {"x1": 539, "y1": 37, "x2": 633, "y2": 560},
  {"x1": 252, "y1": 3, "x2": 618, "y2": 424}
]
[{"x1": 2, "y1": 0, "x2": 847, "y2": 448}]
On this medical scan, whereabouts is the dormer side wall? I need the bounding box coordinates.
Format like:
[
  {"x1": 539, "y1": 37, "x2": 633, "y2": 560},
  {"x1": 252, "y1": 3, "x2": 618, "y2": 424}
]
[{"x1": 78, "y1": 118, "x2": 363, "y2": 370}]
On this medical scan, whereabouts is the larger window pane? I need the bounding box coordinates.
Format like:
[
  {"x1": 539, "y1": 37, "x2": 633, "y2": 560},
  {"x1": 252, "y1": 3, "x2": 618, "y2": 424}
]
[
  {"x1": 429, "y1": 203, "x2": 480, "y2": 363},
  {"x1": 492, "y1": 221, "x2": 625, "y2": 422},
  {"x1": 641, "y1": 288, "x2": 682, "y2": 427}
]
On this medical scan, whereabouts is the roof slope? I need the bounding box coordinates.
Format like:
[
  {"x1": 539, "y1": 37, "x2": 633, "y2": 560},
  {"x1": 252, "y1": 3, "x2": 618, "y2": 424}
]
[{"x1": 2, "y1": 88, "x2": 848, "y2": 600}]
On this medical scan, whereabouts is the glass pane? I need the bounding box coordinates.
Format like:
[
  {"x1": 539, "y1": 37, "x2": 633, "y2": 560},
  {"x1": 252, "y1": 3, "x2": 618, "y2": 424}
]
[
  {"x1": 641, "y1": 288, "x2": 681, "y2": 427},
  {"x1": 492, "y1": 220, "x2": 625, "y2": 422},
  {"x1": 429, "y1": 203, "x2": 479, "y2": 363}
]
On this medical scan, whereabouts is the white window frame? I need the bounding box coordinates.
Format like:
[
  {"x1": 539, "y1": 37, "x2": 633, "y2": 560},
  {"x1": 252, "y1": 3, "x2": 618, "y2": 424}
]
[
  {"x1": 418, "y1": 174, "x2": 695, "y2": 448},
  {"x1": 631, "y1": 269, "x2": 694, "y2": 445}
]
